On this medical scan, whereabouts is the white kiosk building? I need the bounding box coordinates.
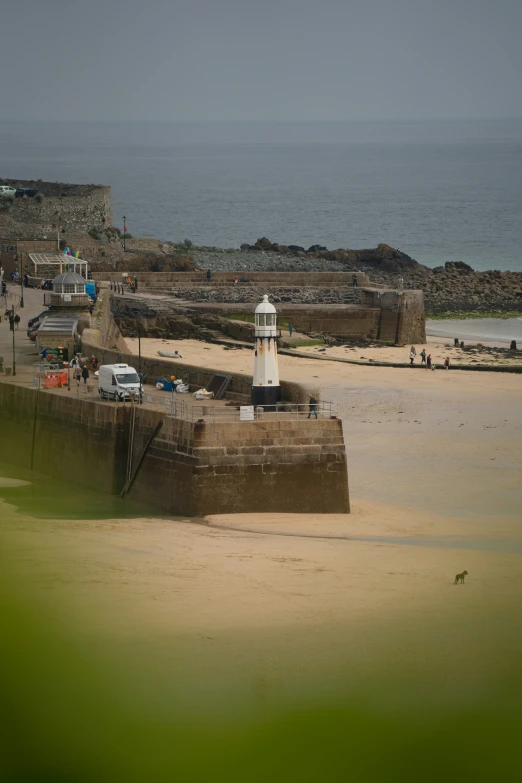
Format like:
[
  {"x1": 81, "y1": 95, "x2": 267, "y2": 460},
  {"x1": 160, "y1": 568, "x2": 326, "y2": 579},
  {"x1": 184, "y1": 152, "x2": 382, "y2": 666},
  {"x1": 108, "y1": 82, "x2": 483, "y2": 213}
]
[{"x1": 252, "y1": 294, "x2": 281, "y2": 408}]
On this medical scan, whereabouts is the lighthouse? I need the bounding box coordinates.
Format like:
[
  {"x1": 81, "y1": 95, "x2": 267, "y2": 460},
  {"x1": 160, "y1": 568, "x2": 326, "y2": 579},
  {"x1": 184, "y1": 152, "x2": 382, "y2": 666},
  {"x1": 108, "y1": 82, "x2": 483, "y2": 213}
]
[{"x1": 252, "y1": 294, "x2": 281, "y2": 408}]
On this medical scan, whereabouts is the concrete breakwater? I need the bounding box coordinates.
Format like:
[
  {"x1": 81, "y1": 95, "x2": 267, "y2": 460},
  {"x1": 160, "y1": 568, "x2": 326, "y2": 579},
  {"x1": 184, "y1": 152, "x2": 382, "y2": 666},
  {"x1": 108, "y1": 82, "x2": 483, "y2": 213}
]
[
  {"x1": 0, "y1": 382, "x2": 349, "y2": 515},
  {"x1": 107, "y1": 287, "x2": 426, "y2": 346}
]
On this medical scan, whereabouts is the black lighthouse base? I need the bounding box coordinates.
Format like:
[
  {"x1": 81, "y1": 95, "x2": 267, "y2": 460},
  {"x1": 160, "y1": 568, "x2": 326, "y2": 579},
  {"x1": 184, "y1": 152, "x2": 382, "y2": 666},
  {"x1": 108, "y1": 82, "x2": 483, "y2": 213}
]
[{"x1": 252, "y1": 385, "x2": 281, "y2": 410}]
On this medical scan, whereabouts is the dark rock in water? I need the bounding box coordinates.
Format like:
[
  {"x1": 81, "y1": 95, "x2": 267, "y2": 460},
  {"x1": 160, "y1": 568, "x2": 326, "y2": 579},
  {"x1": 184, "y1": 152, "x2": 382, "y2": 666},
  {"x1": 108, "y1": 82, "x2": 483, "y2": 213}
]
[
  {"x1": 307, "y1": 245, "x2": 328, "y2": 253},
  {"x1": 256, "y1": 237, "x2": 272, "y2": 249},
  {"x1": 287, "y1": 244, "x2": 306, "y2": 254},
  {"x1": 445, "y1": 261, "x2": 474, "y2": 273},
  {"x1": 240, "y1": 243, "x2": 255, "y2": 251}
]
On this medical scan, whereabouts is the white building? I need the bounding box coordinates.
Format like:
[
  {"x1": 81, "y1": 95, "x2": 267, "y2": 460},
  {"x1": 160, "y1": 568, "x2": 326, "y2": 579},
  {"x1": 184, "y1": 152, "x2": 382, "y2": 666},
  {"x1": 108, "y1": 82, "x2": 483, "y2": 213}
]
[{"x1": 252, "y1": 294, "x2": 281, "y2": 407}]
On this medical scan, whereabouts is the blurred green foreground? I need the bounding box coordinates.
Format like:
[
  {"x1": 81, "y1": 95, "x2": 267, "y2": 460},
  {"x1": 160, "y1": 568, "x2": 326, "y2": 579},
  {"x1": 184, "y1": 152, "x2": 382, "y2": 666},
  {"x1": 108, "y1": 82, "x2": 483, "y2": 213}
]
[{"x1": 1, "y1": 561, "x2": 521, "y2": 783}]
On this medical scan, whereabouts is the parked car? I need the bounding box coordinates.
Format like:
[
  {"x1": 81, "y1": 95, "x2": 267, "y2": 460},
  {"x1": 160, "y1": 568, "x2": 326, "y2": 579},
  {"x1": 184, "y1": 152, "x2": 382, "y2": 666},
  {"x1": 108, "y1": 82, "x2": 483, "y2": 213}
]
[
  {"x1": 28, "y1": 309, "x2": 50, "y2": 329},
  {"x1": 0, "y1": 185, "x2": 16, "y2": 198},
  {"x1": 15, "y1": 188, "x2": 38, "y2": 198}
]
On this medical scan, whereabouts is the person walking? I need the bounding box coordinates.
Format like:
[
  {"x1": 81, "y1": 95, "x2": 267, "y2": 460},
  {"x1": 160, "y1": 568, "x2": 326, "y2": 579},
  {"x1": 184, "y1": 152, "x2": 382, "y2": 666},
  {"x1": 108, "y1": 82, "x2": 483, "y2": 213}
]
[
  {"x1": 81, "y1": 365, "x2": 89, "y2": 386},
  {"x1": 426, "y1": 353, "x2": 432, "y2": 370},
  {"x1": 307, "y1": 394, "x2": 318, "y2": 419},
  {"x1": 352, "y1": 274, "x2": 358, "y2": 288},
  {"x1": 14, "y1": 313, "x2": 20, "y2": 330},
  {"x1": 409, "y1": 346, "x2": 416, "y2": 365},
  {"x1": 8, "y1": 314, "x2": 14, "y2": 331},
  {"x1": 206, "y1": 269, "x2": 212, "y2": 282},
  {"x1": 444, "y1": 357, "x2": 450, "y2": 370},
  {"x1": 288, "y1": 322, "x2": 293, "y2": 337},
  {"x1": 73, "y1": 362, "x2": 82, "y2": 386},
  {"x1": 420, "y1": 348, "x2": 426, "y2": 364}
]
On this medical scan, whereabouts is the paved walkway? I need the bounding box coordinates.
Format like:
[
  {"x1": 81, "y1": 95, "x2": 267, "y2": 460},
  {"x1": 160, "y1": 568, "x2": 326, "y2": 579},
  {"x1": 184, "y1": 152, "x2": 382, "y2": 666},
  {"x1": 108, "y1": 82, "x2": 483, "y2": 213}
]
[{"x1": 0, "y1": 284, "x2": 47, "y2": 380}]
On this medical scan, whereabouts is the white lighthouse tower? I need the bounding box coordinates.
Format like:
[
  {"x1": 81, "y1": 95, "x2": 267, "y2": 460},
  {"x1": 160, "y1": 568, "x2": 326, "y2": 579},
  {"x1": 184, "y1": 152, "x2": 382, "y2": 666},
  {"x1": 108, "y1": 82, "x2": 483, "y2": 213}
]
[{"x1": 252, "y1": 294, "x2": 281, "y2": 408}]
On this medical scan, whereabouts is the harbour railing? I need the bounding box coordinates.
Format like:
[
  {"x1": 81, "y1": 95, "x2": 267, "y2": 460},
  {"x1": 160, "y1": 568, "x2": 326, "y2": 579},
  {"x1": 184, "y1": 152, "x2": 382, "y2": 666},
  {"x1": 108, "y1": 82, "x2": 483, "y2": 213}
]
[{"x1": 140, "y1": 393, "x2": 336, "y2": 422}]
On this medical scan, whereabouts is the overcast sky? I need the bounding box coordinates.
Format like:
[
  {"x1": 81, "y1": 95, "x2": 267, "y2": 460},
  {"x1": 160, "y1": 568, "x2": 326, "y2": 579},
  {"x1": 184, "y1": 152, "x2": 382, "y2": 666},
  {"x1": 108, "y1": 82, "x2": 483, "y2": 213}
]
[{"x1": 3, "y1": 0, "x2": 522, "y2": 122}]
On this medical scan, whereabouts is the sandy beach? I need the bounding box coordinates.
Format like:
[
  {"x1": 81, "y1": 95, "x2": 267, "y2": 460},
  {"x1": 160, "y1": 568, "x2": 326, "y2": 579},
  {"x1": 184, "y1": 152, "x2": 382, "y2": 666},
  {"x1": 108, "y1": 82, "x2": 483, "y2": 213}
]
[{"x1": 127, "y1": 333, "x2": 522, "y2": 369}]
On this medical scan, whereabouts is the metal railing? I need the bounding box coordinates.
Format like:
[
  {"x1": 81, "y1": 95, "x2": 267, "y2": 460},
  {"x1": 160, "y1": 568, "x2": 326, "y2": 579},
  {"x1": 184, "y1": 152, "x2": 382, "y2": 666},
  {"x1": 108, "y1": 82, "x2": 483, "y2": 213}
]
[{"x1": 140, "y1": 392, "x2": 336, "y2": 422}]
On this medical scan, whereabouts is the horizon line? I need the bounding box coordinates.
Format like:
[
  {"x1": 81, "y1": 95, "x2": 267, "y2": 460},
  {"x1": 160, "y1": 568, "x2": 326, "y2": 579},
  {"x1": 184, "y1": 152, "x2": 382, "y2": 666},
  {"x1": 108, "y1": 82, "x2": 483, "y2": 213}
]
[{"x1": 1, "y1": 116, "x2": 522, "y2": 125}]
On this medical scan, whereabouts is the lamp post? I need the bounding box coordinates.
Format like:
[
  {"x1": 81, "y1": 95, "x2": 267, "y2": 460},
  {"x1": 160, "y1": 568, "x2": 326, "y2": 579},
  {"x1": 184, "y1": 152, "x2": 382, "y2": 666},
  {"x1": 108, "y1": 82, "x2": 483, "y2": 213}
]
[
  {"x1": 11, "y1": 307, "x2": 16, "y2": 377},
  {"x1": 19, "y1": 255, "x2": 24, "y2": 308},
  {"x1": 130, "y1": 324, "x2": 142, "y2": 404},
  {"x1": 123, "y1": 215, "x2": 127, "y2": 252},
  {"x1": 130, "y1": 323, "x2": 141, "y2": 374}
]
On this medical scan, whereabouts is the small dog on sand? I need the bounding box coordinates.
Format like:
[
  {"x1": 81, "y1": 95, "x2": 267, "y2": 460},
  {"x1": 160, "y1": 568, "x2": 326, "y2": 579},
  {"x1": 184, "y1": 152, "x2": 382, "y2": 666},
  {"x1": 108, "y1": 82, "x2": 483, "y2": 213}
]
[{"x1": 454, "y1": 570, "x2": 468, "y2": 584}]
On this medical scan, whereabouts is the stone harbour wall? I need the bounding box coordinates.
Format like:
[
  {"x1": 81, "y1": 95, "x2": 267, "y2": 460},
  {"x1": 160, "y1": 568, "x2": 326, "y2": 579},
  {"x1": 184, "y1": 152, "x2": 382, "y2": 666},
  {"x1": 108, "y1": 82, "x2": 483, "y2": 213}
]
[
  {"x1": 0, "y1": 380, "x2": 350, "y2": 515},
  {"x1": 130, "y1": 416, "x2": 350, "y2": 515},
  {"x1": 0, "y1": 186, "x2": 112, "y2": 240},
  {"x1": 90, "y1": 271, "x2": 370, "y2": 286},
  {"x1": 396, "y1": 290, "x2": 426, "y2": 345},
  {"x1": 276, "y1": 305, "x2": 381, "y2": 339},
  {"x1": 0, "y1": 382, "x2": 128, "y2": 493}
]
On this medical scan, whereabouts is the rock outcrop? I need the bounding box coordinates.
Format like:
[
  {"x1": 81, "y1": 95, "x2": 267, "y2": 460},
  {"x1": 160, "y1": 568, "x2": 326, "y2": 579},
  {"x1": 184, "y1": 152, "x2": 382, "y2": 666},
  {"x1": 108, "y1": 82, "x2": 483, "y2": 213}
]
[{"x1": 235, "y1": 239, "x2": 420, "y2": 274}]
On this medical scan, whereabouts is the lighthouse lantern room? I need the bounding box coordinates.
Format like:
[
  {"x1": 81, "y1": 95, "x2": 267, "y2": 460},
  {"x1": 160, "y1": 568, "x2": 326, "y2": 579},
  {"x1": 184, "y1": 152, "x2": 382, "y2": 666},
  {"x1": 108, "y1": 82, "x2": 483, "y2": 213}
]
[{"x1": 252, "y1": 294, "x2": 281, "y2": 408}]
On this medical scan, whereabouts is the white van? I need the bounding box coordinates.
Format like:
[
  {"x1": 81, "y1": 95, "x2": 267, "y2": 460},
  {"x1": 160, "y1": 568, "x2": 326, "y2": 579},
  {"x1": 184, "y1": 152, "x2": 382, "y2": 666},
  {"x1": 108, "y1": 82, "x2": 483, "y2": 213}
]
[{"x1": 98, "y1": 363, "x2": 142, "y2": 402}]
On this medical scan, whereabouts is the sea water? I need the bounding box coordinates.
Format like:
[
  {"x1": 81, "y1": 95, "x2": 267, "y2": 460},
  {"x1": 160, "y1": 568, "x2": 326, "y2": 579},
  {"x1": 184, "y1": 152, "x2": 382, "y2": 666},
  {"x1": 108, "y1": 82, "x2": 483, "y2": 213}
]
[
  {"x1": 0, "y1": 119, "x2": 521, "y2": 271},
  {"x1": 426, "y1": 316, "x2": 522, "y2": 344}
]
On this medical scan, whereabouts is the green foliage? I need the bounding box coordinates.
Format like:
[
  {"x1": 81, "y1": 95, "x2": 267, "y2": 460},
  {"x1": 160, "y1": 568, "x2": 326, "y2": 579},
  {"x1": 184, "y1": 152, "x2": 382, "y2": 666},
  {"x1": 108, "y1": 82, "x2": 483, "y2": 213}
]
[
  {"x1": 103, "y1": 226, "x2": 121, "y2": 240},
  {"x1": 34, "y1": 193, "x2": 44, "y2": 204},
  {"x1": 88, "y1": 226, "x2": 131, "y2": 243},
  {"x1": 0, "y1": 196, "x2": 12, "y2": 212}
]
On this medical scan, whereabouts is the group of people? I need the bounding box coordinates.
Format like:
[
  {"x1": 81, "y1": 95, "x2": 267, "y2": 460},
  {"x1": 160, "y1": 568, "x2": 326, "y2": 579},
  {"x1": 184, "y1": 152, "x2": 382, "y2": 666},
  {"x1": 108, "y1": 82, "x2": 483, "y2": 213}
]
[
  {"x1": 8, "y1": 312, "x2": 20, "y2": 331},
  {"x1": 110, "y1": 277, "x2": 138, "y2": 294},
  {"x1": 409, "y1": 346, "x2": 451, "y2": 370},
  {"x1": 68, "y1": 355, "x2": 98, "y2": 386}
]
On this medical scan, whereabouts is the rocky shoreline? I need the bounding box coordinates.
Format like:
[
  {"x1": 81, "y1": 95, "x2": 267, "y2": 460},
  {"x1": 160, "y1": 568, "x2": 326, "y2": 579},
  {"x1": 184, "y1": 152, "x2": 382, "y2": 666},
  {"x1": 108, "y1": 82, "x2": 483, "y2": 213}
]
[{"x1": 189, "y1": 240, "x2": 522, "y2": 316}]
